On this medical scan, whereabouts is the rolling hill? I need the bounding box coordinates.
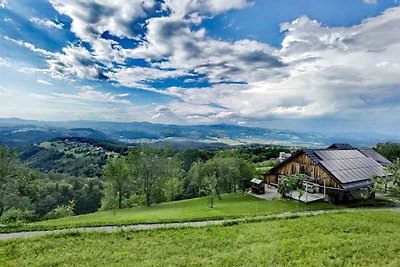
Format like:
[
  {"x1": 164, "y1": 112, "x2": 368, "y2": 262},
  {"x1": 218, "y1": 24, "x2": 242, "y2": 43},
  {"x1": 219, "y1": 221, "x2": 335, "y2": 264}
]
[{"x1": 0, "y1": 118, "x2": 398, "y2": 148}]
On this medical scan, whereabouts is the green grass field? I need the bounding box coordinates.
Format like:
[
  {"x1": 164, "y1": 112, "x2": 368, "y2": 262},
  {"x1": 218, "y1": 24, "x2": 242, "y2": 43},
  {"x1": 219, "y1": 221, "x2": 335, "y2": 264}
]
[
  {"x1": 1, "y1": 194, "x2": 339, "y2": 233},
  {"x1": 1, "y1": 210, "x2": 399, "y2": 266}
]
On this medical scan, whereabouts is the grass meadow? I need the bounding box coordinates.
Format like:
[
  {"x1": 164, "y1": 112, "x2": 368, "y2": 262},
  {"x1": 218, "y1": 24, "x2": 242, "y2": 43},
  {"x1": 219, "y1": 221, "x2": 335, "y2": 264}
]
[
  {"x1": 1, "y1": 194, "x2": 339, "y2": 233},
  {"x1": 1, "y1": 210, "x2": 399, "y2": 266}
]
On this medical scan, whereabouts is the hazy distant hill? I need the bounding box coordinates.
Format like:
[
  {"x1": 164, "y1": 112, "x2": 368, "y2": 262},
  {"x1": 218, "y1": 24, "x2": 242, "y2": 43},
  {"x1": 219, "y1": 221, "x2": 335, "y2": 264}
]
[{"x1": 0, "y1": 118, "x2": 398, "y2": 148}]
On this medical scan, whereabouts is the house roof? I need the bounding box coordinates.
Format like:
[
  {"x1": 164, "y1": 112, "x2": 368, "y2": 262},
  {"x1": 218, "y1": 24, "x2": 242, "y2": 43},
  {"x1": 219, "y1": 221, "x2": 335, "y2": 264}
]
[
  {"x1": 327, "y1": 143, "x2": 355, "y2": 150},
  {"x1": 357, "y1": 148, "x2": 392, "y2": 167},
  {"x1": 267, "y1": 144, "x2": 389, "y2": 191}
]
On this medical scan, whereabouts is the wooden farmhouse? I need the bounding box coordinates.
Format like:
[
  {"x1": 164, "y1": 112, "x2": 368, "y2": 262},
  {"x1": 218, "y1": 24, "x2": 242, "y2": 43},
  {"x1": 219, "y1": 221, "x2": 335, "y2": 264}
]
[{"x1": 265, "y1": 144, "x2": 391, "y2": 202}]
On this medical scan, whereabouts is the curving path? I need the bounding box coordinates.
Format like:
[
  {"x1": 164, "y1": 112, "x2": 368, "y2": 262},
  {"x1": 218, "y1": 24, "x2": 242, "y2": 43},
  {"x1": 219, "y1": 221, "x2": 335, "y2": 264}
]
[{"x1": 1, "y1": 207, "x2": 399, "y2": 241}]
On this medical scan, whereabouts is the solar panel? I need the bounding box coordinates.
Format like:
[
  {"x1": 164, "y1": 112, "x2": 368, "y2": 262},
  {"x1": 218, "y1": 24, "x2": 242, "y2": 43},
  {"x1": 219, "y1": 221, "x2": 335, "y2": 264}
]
[
  {"x1": 315, "y1": 150, "x2": 366, "y2": 161},
  {"x1": 317, "y1": 149, "x2": 384, "y2": 184}
]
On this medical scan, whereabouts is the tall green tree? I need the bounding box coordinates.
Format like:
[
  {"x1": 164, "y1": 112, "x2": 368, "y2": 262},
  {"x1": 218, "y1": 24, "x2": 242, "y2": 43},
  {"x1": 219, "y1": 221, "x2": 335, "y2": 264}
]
[
  {"x1": 0, "y1": 146, "x2": 19, "y2": 216},
  {"x1": 103, "y1": 157, "x2": 130, "y2": 209},
  {"x1": 127, "y1": 148, "x2": 183, "y2": 206}
]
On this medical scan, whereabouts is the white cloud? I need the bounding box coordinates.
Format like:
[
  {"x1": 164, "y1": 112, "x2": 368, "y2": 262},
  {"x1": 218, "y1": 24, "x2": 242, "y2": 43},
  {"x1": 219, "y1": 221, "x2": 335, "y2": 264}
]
[
  {"x1": 363, "y1": 0, "x2": 377, "y2": 4},
  {"x1": 50, "y1": 0, "x2": 155, "y2": 41},
  {"x1": 162, "y1": 0, "x2": 250, "y2": 17},
  {"x1": 0, "y1": 57, "x2": 8, "y2": 67},
  {"x1": 31, "y1": 86, "x2": 131, "y2": 105},
  {"x1": 47, "y1": 45, "x2": 106, "y2": 80},
  {"x1": 4, "y1": 36, "x2": 107, "y2": 80},
  {"x1": 0, "y1": 0, "x2": 7, "y2": 9},
  {"x1": 107, "y1": 67, "x2": 190, "y2": 89},
  {"x1": 30, "y1": 18, "x2": 64, "y2": 30},
  {"x1": 130, "y1": 15, "x2": 285, "y2": 84},
  {"x1": 37, "y1": 79, "x2": 54, "y2": 86},
  {"x1": 57, "y1": 86, "x2": 130, "y2": 104},
  {"x1": 0, "y1": 86, "x2": 10, "y2": 95},
  {"x1": 4, "y1": 36, "x2": 54, "y2": 58}
]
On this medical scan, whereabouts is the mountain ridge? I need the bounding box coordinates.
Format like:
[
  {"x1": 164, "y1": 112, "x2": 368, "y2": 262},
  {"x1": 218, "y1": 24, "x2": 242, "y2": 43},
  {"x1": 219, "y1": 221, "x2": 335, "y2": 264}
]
[{"x1": 0, "y1": 118, "x2": 398, "y2": 148}]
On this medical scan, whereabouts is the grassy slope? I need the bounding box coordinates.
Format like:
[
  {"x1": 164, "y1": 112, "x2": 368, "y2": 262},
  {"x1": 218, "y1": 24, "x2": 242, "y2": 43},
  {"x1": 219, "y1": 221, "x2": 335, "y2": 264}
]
[
  {"x1": 1, "y1": 210, "x2": 399, "y2": 266},
  {"x1": 2, "y1": 194, "x2": 339, "y2": 232}
]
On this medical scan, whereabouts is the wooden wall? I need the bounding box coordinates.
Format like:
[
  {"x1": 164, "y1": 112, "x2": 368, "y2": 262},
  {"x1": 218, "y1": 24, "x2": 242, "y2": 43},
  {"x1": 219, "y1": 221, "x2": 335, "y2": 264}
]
[{"x1": 265, "y1": 153, "x2": 341, "y2": 189}]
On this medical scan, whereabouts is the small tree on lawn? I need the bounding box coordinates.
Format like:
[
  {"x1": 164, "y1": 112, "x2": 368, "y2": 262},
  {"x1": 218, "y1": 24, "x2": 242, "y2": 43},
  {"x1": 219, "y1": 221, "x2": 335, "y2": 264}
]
[{"x1": 201, "y1": 174, "x2": 218, "y2": 208}]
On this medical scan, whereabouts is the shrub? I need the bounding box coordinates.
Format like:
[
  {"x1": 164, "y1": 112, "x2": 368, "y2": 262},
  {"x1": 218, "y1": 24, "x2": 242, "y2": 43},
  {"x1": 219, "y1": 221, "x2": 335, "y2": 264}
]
[
  {"x1": 0, "y1": 208, "x2": 36, "y2": 223},
  {"x1": 278, "y1": 178, "x2": 292, "y2": 198},
  {"x1": 45, "y1": 201, "x2": 75, "y2": 220},
  {"x1": 278, "y1": 175, "x2": 303, "y2": 198}
]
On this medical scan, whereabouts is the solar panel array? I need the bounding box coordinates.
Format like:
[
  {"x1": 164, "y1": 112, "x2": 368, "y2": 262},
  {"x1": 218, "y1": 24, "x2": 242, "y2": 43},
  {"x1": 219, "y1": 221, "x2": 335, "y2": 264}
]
[
  {"x1": 315, "y1": 149, "x2": 365, "y2": 160},
  {"x1": 315, "y1": 150, "x2": 385, "y2": 184}
]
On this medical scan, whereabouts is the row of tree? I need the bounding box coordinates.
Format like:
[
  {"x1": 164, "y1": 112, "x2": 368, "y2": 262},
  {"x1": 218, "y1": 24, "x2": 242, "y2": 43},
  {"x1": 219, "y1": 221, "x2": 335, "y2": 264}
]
[{"x1": 103, "y1": 148, "x2": 255, "y2": 209}]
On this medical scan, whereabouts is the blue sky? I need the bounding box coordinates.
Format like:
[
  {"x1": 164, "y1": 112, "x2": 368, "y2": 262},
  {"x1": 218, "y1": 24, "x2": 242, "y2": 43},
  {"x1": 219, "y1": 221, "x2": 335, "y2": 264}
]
[{"x1": 0, "y1": 0, "x2": 399, "y2": 135}]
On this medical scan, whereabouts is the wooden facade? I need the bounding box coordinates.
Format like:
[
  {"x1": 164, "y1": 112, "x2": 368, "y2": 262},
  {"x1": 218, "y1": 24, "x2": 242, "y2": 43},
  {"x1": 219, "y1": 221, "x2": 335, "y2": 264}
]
[{"x1": 265, "y1": 153, "x2": 341, "y2": 189}]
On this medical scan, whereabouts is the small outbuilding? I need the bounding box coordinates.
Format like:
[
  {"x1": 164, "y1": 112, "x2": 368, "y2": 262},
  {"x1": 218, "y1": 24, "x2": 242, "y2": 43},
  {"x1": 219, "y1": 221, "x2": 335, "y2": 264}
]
[{"x1": 250, "y1": 178, "x2": 265, "y2": 195}]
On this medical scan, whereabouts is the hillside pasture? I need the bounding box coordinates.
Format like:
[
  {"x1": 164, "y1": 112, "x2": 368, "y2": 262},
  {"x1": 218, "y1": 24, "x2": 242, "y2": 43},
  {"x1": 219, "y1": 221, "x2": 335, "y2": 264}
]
[
  {"x1": 0, "y1": 210, "x2": 399, "y2": 266},
  {"x1": 1, "y1": 194, "x2": 339, "y2": 233}
]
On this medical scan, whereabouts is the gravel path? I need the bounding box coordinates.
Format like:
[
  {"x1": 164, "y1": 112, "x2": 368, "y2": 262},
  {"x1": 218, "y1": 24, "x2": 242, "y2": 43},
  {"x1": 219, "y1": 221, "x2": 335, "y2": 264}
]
[
  {"x1": 0, "y1": 220, "x2": 225, "y2": 241},
  {"x1": 1, "y1": 207, "x2": 398, "y2": 241}
]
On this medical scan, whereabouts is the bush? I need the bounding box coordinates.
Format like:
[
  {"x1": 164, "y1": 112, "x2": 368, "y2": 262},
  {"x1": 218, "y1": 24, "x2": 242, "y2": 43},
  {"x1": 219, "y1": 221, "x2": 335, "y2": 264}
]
[
  {"x1": 45, "y1": 201, "x2": 75, "y2": 220},
  {"x1": 278, "y1": 178, "x2": 292, "y2": 198},
  {"x1": 278, "y1": 175, "x2": 302, "y2": 198},
  {"x1": 0, "y1": 208, "x2": 36, "y2": 223}
]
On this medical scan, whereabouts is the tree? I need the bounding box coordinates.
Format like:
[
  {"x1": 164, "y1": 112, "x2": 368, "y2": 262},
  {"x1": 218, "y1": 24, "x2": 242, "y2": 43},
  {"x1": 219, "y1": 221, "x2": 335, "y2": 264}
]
[
  {"x1": 186, "y1": 156, "x2": 255, "y2": 206},
  {"x1": 176, "y1": 149, "x2": 212, "y2": 172},
  {"x1": 202, "y1": 174, "x2": 218, "y2": 208},
  {"x1": 372, "y1": 167, "x2": 392, "y2": 193},
  {"x1": 103, "y1": 157, "x2": 130, "y2": 210},
  {"x1": 0, "y1": 146, "x2": 19, "y2": 216},
  {"x1": 374, "y1": 143, "x2": 400, "y2": 162},
  {"x1": 127, "y1": 147, "x2": 183, "y2": 206},
  {"x1": 389, "y1": 159, "x2": 400, "y2": 196}
]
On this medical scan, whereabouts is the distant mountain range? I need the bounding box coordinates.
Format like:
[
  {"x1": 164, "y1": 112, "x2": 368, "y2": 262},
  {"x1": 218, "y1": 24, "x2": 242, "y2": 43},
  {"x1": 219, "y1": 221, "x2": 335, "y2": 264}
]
[{"x1": 0, "y1": 118, "x2": 398, "y2": 148}]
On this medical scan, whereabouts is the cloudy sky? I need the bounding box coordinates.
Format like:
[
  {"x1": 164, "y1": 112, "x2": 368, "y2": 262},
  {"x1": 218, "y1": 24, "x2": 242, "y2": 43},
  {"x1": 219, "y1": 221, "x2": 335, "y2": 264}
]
[{"x1": 0, "y1": 0, "x2": 399, "y2": 134}]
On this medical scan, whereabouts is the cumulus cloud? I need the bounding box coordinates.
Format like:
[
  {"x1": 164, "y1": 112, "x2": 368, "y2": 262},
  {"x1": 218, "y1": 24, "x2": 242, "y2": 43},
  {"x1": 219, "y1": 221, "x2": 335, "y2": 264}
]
[
  {"x1": 50, "y1": 0, "x2": 155, "y2": 41},
  {"x1": 30, "y1": 18, "x2": 64, "y2": 29},
  {"x1": 162, "y1": 0, "x2": 250, "y2": 17},
  {"x1": 47, "y1": 45, "x2": 107, "y2": 80},
  {"x1": 130, "y1": 15, "x2": 286, "y2": 84}
]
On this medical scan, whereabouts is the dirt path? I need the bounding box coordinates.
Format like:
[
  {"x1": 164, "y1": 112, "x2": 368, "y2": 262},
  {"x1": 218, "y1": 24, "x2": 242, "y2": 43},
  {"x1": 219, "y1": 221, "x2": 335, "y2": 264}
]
[{"x1": 1, "y1": 207, "x2": 399, "y2": 241}]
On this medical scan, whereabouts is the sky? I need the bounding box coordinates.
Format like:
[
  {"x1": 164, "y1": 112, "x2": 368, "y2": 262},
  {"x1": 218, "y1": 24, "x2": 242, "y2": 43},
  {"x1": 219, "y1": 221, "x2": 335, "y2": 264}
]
[{"x1": 0, "y1": 0, "x2": 399, "y2": 135}]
